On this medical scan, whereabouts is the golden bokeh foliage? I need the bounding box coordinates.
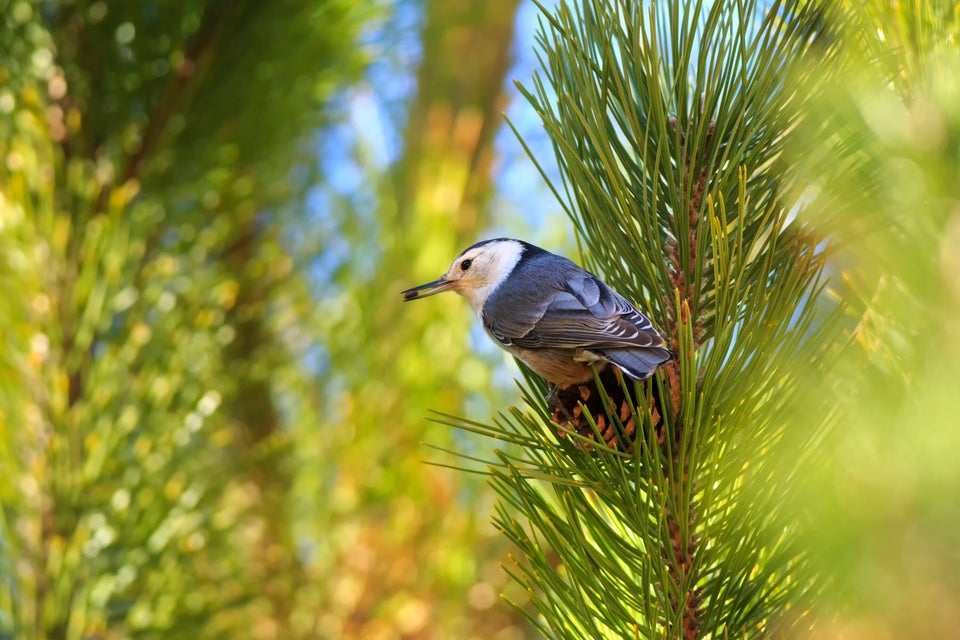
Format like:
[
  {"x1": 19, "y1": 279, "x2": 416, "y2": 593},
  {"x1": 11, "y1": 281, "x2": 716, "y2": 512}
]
[{"x1": 0, "y1": 1, "x2": 533, "y2": 638}]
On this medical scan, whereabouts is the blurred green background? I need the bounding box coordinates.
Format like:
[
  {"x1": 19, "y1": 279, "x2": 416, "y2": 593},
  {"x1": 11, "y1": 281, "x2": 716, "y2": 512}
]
[
  {"x1": 0, "y1": 0, "x2": 550, "y2": 638},
  {"x1": 2, "y1": 0, "x2": 960, "y2": 639}
]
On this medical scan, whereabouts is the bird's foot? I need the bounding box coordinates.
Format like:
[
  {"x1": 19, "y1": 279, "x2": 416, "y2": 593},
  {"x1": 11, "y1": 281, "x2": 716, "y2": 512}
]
[{"x1": 546, "y1": 383, "x2": 575, "y2": 424}]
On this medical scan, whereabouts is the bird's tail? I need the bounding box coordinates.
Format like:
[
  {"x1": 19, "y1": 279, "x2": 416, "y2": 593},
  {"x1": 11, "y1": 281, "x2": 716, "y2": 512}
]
[{"x1": 602, "y1": 347, "x2": 675, "y2": 381}]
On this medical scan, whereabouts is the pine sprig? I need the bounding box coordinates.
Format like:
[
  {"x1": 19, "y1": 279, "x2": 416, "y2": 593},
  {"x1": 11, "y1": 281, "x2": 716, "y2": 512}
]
[{"x1": 440, "y1": 0, "x2": 848, "y2": 637}]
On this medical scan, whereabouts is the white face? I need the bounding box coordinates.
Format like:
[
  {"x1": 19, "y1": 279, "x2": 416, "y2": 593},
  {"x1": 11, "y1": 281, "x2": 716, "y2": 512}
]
[
  {"x1": 441, "y1": 240, "x2": 525, "y2": 313},
  {"x1": 402, "y1": 239, "x2": 525, "y2": 314}
]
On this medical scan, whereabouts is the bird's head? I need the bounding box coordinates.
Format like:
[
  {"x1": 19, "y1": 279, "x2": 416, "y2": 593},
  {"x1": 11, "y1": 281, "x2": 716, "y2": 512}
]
[{"x1": 402, "y1": 238, "x2": 526, "y2": 312}]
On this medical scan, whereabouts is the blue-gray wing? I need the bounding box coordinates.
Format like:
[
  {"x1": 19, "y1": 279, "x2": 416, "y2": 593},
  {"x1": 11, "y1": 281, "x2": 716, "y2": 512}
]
[{"x1": 484, "y1": 270, "x2": 666, "y2": 350}]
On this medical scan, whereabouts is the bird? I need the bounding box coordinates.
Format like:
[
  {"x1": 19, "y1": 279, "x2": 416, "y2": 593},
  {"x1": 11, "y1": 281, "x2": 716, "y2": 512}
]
[{"x1": 402, "y1": 238, "x2": 674, "y2": 389}]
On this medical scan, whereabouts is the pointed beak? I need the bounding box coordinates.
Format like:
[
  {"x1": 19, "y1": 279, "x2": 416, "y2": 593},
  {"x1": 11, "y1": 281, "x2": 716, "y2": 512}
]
[{"x1": 402, "y1": 277, "x2": 455, "y2": 301}]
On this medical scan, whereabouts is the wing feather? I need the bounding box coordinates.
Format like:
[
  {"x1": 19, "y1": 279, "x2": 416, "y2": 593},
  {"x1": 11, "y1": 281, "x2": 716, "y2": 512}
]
[{"x1": 484, "y1": 269, "x2": 665, "y2": 351}]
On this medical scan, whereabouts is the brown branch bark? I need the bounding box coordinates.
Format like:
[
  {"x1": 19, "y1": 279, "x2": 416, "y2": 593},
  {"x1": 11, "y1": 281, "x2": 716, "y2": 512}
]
[
  {"x1": 220, "y1": 217, "x2": 302, "y2": 636},
  {"x1": 659, "y1": 115, "x2": 717, "y2": 639},
  {"x1": 94, "y1": 1, "x2": 227, "y2": 213}
]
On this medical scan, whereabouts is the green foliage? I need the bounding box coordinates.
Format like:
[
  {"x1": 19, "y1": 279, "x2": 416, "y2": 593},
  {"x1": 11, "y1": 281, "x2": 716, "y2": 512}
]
[
  {"x1": 2, "y1": 0, "x2": 541, "y2": 637},
  {"x1": 5, "y1": 0, "x2": 954, "y2": 638},
  {"x1": 0, "y1": 1, "x2": 366, "y2": 637},
  {"x1": 432, "y1": 1, "x2": 960, "y2": 638},
  {"x1": 786, "y1": 2, "x2": 960, "y2": 635},
  {"x1": 446, "y1": 0, "x2": 847, "y2": 637}
]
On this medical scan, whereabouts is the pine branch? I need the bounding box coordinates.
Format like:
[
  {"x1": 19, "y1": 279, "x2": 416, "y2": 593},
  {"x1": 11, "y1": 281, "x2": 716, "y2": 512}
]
[{"x1": 441, "y1": 0, "x2": 848, "y2": 637}]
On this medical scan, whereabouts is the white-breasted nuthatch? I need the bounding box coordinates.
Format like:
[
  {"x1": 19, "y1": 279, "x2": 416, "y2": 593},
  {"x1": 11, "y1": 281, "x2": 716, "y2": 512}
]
[{"x1": 403, "y1": 238, "x2": 674, "y2": 387}]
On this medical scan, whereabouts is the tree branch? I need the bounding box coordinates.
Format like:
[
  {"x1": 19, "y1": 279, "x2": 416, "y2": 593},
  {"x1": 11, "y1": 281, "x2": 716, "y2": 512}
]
[{"x1": 94, "y1": 1, "x2": 227, "y2": 213}]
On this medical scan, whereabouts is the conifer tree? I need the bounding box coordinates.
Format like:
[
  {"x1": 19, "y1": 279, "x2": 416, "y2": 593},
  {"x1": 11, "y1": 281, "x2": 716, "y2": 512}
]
[
  {"x1": 787, "y1": 2, "x2": 960, "y2": 635},
  {"x1": 444, "y1": 0, "x2": 960, "y2": 637},
  {"x1": 442, "y1": 1, "x2": 843, "y2": 636},
  {"x1": 0, "y1": 2, "x2": 363, "y2": 637}
]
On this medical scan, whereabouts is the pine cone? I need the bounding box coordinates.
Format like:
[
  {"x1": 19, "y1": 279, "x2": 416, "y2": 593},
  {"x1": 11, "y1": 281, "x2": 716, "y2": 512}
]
[{"x1": 548, "y1": 367, "x2": 665, "y2": 452}]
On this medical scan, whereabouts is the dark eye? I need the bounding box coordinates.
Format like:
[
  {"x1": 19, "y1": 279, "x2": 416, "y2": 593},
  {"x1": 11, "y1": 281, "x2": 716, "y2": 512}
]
[{"x1": 460, "y1": 259, "x2": 473, "y2": 271}]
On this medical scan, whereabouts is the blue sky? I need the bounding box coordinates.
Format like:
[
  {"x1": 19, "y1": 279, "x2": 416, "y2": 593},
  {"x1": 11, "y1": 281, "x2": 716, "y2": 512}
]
[
  {"x1": 305, "y1": 0, "x2": 565, "y2": 401},
  {"x1": 309, "y1": 0, "x2": 567, "y2": 252}
]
